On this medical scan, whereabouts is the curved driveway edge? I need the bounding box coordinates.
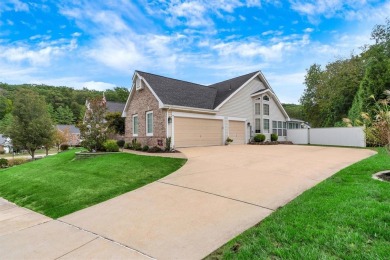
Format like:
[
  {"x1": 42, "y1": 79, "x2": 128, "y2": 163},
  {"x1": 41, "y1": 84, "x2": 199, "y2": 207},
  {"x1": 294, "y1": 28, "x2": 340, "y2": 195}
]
[{"x1": 0, "y1": 145, "x2": 375, "y2": 259}]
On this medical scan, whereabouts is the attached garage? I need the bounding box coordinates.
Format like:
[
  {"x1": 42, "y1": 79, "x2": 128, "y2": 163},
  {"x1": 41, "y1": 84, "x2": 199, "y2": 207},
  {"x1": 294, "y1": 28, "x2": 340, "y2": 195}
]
[
  {"x1": 228, "y1": 120, "x2": 246, "y2": 145},
  {"x1": 174, "y1": 117, "x2": 223, "y2": 148}
]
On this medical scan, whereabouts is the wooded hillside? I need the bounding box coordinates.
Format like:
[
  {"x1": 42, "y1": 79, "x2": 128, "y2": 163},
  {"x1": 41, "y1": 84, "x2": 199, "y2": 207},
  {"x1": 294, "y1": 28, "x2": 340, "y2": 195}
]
[{"x1": 300, "y1": 19, "x2": 390, "y2": 127}]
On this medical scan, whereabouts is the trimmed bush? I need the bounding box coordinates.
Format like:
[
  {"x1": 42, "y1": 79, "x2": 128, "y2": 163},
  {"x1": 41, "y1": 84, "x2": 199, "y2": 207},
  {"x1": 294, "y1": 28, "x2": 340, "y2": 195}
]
[
  {"x1": 148, "y1": 146, "x2": 162, "y2": 153},
  {"x1": 60, "y1": 144, "x2": 69, "y2": 151},
  {"x1": 0, "y1": 151, "x2": 5, "y2": 155},
  {"x1": 0, "y1": 158, "x2": 8, "y2": 168},
  {"x1": 142, "y1": 145, "x2": 149, "y2": 152},
  {"x1": 117, "y1": 140, "x2": 125, "y2": 148},
  {"x1": 254, "y1": 134, "x2": 266, "y2": 142},
  {"x1": 8, "y1": 158, "x2": 28, "y2": 167},
  {"x1": 271, "y1": 133, "x2": 278, "y2": 141},
  {"x1": 103, "y1": 139, "x2": 119, "y2": 152},
  {"x1": 124, "y1": 143, "x2": 133, "y2": 149}
]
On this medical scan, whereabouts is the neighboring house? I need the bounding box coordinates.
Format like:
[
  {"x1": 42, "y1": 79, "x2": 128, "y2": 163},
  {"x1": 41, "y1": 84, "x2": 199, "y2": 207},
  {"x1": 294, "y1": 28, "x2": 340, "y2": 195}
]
[
  {"x1": 0, "y1": 134, "x2": 12, "y2": 153},
  {"x1": 57, "y1": 125, "x2": 81, "y2": 146},
  {"x1": 122, "y1": 70, "x2": 292, "y2": 149},
  {"x1": 288, "y1": 118, "x2": 311, "y2": 129}
]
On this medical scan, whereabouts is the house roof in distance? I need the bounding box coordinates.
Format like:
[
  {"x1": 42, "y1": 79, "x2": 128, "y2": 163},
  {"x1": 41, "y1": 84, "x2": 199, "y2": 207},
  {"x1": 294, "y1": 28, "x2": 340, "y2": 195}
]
[
  {"x1": 136, "y1": 70, "x2": 260, "y2": 110},
  {"x1": 57, "y1": 125, "x2": 80, "y2": 134},
  {"x1": 106, "y1": 101, "x2": 126, "y2": 113}
]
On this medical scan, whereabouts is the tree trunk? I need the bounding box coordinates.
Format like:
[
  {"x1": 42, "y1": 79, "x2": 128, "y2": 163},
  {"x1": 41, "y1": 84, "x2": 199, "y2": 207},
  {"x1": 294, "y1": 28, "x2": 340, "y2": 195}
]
[
  {"x1": 31, "y1": 150, "x2": 35, "y2": 160},
  {"x1": 45, "y1": 146, "x2": 49, "y2": 156}
]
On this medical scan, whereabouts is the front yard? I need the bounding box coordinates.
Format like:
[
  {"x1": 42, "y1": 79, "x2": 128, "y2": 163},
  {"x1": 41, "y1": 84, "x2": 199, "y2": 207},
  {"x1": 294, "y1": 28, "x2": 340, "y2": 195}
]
[
  {"x1": 0, "y1": 149, "x2": 186, "y2": 218},
  {"x1": 207, "y1": 148, "x2": 390, "y2": 259}
]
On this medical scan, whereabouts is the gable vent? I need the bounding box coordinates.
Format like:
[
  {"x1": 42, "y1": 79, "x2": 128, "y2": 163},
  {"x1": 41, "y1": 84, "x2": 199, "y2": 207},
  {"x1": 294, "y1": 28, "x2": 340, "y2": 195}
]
[{"x1": 136, "y1": 77, "x2": 143, "y2": 91}]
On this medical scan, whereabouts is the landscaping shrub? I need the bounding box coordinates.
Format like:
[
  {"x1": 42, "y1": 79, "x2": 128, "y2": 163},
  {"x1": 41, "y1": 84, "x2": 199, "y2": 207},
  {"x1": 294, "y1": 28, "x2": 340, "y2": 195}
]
[
  {"x1": 0, "y1": 151, "x2": 5, "y2": 155},
  {"x1": 254, "y1": 134, "x2": 266, "y2": 142},
  {"x1": 7, "y1": 158, "x2": 28, "y2": 167},
  {"x1": 117, "y1": 140, "x2": 125, "y2": 148},
  {"x1": 165, "y1": 137, "x2": 171, "y2": 151},
  {"x1": 271, "y1": 133, "x2": 278, "y2": 141},
  {"x1": 131, "y1": 139, "x2": 142, "y2": 151},
  {"x1": 103, "y1": 139, "x2": 119, "y2": 152},
  {"x1": 148, "y1": 146, "x2": 162, "y2": 153},
  {"x1": 60, "y1": 144, "x2": 69, "y2": 151},
  {"x1": 124, "y1": 143, "x2": 133, "y2": 149},
  {"x1": 0, "y1": 158, "x2": 8, "y2": 168},
  {"x1": 142, "y1": 145, "x2": 149, "y2": 152}
]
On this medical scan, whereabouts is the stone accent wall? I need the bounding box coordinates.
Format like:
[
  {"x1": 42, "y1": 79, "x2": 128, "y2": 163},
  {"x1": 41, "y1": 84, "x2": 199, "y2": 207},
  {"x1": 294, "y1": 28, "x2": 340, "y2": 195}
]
[{"x1": 124, "y1": 85, "x2": 167, "y2": 148}]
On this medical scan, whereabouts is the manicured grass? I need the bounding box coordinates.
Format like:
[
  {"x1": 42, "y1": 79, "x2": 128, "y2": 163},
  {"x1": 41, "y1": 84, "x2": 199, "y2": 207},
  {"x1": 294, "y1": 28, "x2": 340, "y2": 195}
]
[
  {"x1": 207, "y1": 148, "x2": 390, "y2": 259},
  {"x1": 0, "y1": 149, "x2": 186, "y2": 218}
]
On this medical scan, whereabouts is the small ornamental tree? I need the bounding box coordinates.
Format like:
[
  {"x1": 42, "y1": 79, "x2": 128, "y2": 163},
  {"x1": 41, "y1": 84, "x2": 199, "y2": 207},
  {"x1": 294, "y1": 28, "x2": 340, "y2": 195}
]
[
  {"x1": 54, "y1": 128, "x2": 69, "y2": 152},
  {"x1": 79, "y1": 97, "x2": 108, "y2": 152}
]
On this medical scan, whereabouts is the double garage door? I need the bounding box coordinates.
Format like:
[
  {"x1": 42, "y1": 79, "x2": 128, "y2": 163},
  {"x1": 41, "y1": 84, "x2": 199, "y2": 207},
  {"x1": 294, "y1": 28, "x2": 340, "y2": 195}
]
[{"x1": 174, "y1": 117, "x2": 245, "y2": 148}]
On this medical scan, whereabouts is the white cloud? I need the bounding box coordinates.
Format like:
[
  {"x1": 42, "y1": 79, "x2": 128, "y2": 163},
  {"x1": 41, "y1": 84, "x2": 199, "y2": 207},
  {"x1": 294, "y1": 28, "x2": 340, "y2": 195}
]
[
  {"x1": 303, "y1": 28, "x2": 314, "y2": 33},
  {"x1": 246, "y1": 0, "x2": 261, "y2": 7},
  {"x1": 82, "y1": 81, "x2": 116, "y2": 91}
]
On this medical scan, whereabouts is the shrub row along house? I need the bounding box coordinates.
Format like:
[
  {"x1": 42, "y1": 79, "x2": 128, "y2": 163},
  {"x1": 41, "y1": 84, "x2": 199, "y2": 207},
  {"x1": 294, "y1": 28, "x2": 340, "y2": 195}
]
[{"x1": 122, "y1": 70, "x2": 296, "y2": 149}]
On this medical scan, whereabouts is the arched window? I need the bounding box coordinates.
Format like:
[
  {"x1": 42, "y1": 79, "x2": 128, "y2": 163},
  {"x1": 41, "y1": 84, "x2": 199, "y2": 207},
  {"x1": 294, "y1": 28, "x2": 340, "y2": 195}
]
[{"x1": 263, "y1": 95, "x2": 269, "y2": 101}]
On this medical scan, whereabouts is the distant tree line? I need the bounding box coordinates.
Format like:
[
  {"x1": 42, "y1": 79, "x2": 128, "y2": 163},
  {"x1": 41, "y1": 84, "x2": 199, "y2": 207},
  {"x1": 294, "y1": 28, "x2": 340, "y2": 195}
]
[
  {"x1": 300, "y1": 19, "x2": 390, "y2": 128},
  {"x1": 0, "y1": 84, "x2": 129, "y2": 130}
]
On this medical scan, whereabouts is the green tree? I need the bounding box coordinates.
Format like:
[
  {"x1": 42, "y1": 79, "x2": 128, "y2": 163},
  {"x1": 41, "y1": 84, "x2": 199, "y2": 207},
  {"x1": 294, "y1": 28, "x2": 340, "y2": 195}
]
[
  {"x1": 300, "y1": 64, "x2": 322, "y2": 127},
  {"x1": 0, "y1": 95, "x2": 12, "y2": 120},
  {"x1": 79, "y1": 97, "x2": 108, "y2": 152},
  {"x1": 282, "y1": 103, "x2": 304, "y2": 120},
  {"x1": 105, "y1": 112, "x2": 125, "y2": 135},
  {"x1": 9, "y1": 89, "x2": 54, "y2": 159},
  {"x1": 55, "y1": 106, "x2": 75, "y2": 124}
]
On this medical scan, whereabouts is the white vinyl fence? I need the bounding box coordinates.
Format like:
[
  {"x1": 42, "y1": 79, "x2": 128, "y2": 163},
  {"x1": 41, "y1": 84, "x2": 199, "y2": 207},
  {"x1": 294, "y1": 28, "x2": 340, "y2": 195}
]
[{"x1": 287, "y1": 127, "x2": 366, "y2": 147}]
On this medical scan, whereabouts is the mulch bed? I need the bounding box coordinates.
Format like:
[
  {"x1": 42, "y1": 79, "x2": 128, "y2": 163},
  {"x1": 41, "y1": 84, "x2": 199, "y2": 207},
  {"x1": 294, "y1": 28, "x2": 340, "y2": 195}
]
[
  {"x1": 249, "y1": 141, "x2": 293, "y2": 145},
  {"x1": 377, "y1": 171, "x2": 390, "y2": 182}
]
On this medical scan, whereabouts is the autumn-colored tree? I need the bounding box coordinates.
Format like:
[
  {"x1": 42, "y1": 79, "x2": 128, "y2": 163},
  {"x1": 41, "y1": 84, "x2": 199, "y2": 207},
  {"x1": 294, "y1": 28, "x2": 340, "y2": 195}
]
[{"x1": 79, "y1": 97, "x2": 108, "y2": 152}]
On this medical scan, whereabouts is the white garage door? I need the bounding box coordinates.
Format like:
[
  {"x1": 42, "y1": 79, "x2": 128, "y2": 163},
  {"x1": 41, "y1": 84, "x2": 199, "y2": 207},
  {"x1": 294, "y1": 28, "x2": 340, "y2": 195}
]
[
  {"x1": 174, "y1": 117, "x2": 223, "y2": 147},
  {"x1": 229, "y1": 120, "x2": 246, "y2": 145}
]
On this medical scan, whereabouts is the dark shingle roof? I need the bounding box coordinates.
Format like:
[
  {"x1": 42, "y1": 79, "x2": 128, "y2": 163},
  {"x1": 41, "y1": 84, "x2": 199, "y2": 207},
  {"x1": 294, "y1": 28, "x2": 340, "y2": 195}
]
[
  {"x1": 106, "y1": 101, "x2": 126, "y2": 113},
  {"x1": 135, "y1": 70, "x2": 260, "y2": 110},
  {"x1": 57, "y1": 125, "x2": 80, "y2": 134},
  {"x1": 137, "y1": 71, "x2": 217, "y2": 109},
  {"x1": 209, "y1": 71, "x2": 259, "y2": 108}
]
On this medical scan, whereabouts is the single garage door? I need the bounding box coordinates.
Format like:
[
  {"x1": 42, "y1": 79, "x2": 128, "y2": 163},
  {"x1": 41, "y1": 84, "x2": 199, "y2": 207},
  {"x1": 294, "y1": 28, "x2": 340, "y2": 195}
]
[
  {"x1": 174, "y1": 117, "x2": 223, "y2": 147},
  {"x1": 229, "y1": 120, "x2": 246, "y2": 144}
]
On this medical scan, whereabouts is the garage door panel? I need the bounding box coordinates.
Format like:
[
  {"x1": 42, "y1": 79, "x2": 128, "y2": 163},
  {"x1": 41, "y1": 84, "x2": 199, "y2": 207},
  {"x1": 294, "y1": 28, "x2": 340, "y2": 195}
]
[
  {"x1": 229, "y1": 121, "x2": 245, "y2": 145},
  {"x1": 174, "y1": 117, "x2": 223, "y2": 148}
]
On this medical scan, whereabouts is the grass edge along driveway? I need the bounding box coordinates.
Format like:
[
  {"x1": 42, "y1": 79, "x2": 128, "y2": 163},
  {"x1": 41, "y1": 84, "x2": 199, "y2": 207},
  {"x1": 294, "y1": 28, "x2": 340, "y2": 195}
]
[
  {"x1": 0, "y1": 149, "x2": 186, "y2": 218},
  {"x1": 206, "y1": 148, "x2": 390, "y2": 260}
]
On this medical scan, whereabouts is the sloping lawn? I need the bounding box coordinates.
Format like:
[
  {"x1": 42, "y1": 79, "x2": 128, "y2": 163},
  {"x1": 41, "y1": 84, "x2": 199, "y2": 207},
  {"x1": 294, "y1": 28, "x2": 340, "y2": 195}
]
[
  {"x1": 207, "y1": 148, "x2": 390, "y2": 259},
  {"x1": 0, "y1": 149, "x2": 186, "y2": 218}
]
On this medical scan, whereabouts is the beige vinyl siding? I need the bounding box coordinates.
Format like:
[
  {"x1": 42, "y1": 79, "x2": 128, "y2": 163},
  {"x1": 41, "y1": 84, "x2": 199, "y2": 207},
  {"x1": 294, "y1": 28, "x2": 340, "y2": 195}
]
[{"x1": 217, "y1": 77, "x2": 265, "y2": 118}]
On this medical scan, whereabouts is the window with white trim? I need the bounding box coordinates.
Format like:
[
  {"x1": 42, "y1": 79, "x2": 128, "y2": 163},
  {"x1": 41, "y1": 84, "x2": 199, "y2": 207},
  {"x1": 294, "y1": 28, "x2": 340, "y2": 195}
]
[
  {"x1": 263, "y1": 104, "x2": 269, "y2": 115},
  {"x1": 255, "y1": 118, "x2": 261, "y2": 133},
  {"x1": 146, "y1": 111, "x2": 153, "y2": 136},
  {"x1": 255, "y1": 103, "x2": 261, "y2": 115},
  {"x1": 132, "y1": 115, "x2": 138, "y2": 136},
  {"x1": 263, "y1": 119, "x2": 269, "y2": 133},
  {"x1": 272, "y1": 120, "x2": 286, "y2": 136}
]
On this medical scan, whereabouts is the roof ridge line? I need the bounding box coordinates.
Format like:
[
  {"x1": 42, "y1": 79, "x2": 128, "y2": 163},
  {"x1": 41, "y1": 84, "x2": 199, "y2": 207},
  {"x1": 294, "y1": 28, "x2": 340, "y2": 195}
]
[
  {"x1": 136, "y1": 70, "x2": 208, "y2": 88},
  {"x1": 208, "y1": 71, "x2": 259, "y2": 87}
]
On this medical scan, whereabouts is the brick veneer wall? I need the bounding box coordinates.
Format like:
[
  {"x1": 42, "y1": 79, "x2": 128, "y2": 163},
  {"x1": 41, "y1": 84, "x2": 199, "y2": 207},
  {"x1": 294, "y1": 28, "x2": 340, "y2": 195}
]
[{"x1": 124, "y1": 85, "x2": 167, "y2": 148}]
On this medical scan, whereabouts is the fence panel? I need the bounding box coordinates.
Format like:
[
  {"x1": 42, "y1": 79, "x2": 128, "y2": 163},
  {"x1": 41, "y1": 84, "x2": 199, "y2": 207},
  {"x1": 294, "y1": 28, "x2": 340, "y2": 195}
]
[
  {"x1": 286, "y1": 129, "x2": 309, "y2": 144},
  {"x1": 287, "y1": 127, "x2": 366, "y2": 147}
]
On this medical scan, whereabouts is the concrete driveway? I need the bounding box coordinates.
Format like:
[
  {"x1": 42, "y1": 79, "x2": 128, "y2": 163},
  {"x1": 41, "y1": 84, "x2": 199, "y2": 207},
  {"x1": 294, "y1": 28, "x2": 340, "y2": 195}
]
[{"x1": 0, "y1": 145, "x2": 375, "y2": 259}]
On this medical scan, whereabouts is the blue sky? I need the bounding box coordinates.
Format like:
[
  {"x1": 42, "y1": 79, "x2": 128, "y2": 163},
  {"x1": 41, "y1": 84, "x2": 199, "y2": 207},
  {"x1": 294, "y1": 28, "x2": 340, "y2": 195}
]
[{"x1": 0, "y1": 0, "x2": 389, "y2": 103}]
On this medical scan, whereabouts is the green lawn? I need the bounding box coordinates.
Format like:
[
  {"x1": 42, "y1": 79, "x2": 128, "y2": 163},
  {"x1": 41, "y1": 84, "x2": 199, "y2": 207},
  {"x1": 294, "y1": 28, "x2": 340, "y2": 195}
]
[
  {"x1": 0, "y1": 149, "x2": 186, "y2": 218},
  {"x1": 207, "y1": 148, "x2": 390, "y2": 260}
]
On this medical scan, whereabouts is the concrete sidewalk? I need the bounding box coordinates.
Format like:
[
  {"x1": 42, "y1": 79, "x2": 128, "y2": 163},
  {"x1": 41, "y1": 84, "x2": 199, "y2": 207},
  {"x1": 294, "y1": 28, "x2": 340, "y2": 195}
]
[{"x1": 0, "y1": 145, "x2": 375, "y2": 259}]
